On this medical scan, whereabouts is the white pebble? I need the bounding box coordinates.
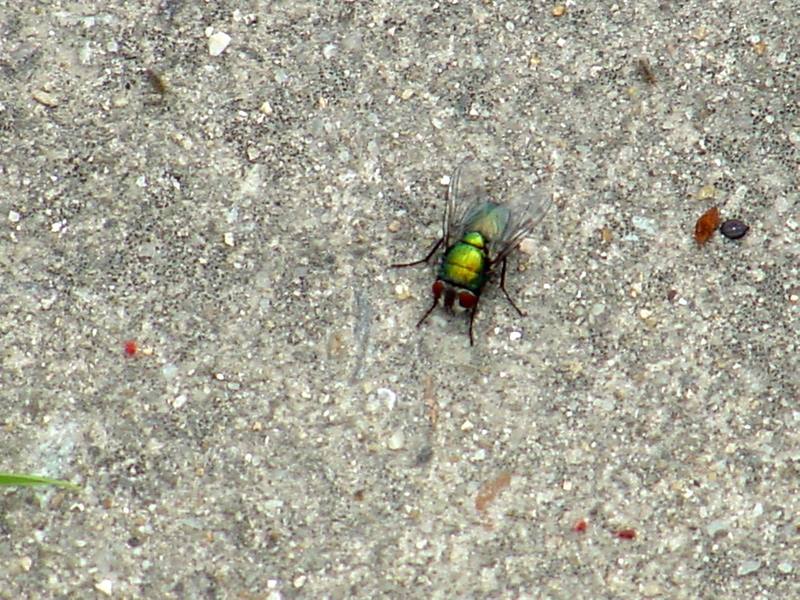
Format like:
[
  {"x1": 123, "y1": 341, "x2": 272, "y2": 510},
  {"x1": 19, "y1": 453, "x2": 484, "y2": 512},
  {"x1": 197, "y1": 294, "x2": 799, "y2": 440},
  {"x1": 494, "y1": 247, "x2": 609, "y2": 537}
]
[
  {"x1": 322, "y1": 44, "x2": 337, "y2": 59},
  {"x1": 394, "y1": 282, "x2": 411, "y2": 300},
  {"x1": 95, "y1": 580, "x2": 113, "y2": 596},
  {"x1": 19, "y1": 556, "x2": 32, "y2": 571},
  {"x1": 387, "y1": 430, "x2": 405, "y2": 450},
  {"x1": 519, "y1": 238, "x2": 536, "y2": 255},
  {"x1": 706, "y1": 519, "x2": 729, "y2": 537},
  {"x1": 376, "y1": 387, "x2": 396, "y2": 410},
  {"x1": 32, "y1": 89, "x2": 58, "y2": 107},
  {"x1": 509, "y1": 331, "x2": 522, "y2": 341},
  {"x1": 9, "y1": 210, "x2": 20, "y2": 222},
  {"x1": 737, "y1": 560, "x2": 761, "y2": 576},
  {"x1": 259, "y1": 100, "x2": 274, "y2": 115},
  {"x1": 208, "y1": 31, "x2": 232, "y2": 56}
]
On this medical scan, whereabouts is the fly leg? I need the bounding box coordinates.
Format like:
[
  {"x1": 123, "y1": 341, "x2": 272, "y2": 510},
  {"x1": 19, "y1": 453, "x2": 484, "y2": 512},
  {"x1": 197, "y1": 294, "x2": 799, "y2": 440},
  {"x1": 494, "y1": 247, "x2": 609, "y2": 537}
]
[
  {"x1": 391, "y1": 238, "x2": 443, "y2": 268},
  {"x1": 468, "y1": 304, "x2": 477, "y2": 346},
  {"x1": 499, "y1": 257, "x2": 526, "y2": 317},
  {"x1": 416, "y1": 297, "x2": 439, "y2": 329}
]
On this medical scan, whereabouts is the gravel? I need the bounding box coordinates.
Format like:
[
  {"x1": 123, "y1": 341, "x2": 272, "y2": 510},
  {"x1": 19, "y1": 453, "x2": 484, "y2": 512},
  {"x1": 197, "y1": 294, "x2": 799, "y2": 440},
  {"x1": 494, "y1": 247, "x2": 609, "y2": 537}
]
[{"x1": 1, "y1": 1, "x2": 798, "y2": 598}]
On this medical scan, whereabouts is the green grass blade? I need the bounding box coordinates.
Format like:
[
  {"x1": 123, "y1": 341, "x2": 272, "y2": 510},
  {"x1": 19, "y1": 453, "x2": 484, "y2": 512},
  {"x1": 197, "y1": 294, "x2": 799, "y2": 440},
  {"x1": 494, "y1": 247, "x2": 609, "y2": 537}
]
[{"x1": 0, "y1": 473, "x2": 80, "y2": 490}]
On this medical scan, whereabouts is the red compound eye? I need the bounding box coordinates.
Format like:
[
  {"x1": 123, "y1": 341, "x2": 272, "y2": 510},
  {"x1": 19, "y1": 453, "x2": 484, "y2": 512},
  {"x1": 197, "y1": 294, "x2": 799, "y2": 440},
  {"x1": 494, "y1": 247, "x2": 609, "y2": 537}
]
[
  {"x1": 458, "y1": 291, "x2": 477, "y2": 308},
  {"x1": 432, "y1": 280, "x2": 445, "y2": 298}
]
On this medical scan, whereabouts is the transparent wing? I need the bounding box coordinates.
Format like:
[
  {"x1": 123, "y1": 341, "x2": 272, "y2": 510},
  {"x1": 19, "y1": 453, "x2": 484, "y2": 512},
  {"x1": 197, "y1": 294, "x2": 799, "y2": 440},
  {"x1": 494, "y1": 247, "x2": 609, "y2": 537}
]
[
  {"x1": 491, "y1": 180, "x2": 553, "y2": 264},
  {"x1": 444, "y1": 159, "x2": 488, "y2": 247}
]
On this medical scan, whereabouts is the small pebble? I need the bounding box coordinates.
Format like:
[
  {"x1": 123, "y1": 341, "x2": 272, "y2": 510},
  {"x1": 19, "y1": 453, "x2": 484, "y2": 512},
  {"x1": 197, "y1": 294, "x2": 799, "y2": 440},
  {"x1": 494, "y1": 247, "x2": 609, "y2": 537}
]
[
  {"x1": 32, "y1": 89, "x2": 58, "y2": 107},
  {"x1": 706, "y1": 519, "x2": 729, "y2": 538},
  {"x1": 720, "y1": 219, "x2": 749, "y2": 240},
  {"x1": 778, "y1": 561, "x2": 793, "y2": 574},
  {"x1": 590, "y1": 302, "x2": 606, "y2": 316},
  {"x1": 95, "y1": 580, "x2": 113, "y2": 596},
  {"x1": 696, "y1": 184, "x2": 716, "y2": 200},
  {"x1": 259, "y1": 100, "x2": 274, "y2": 116},
  {"x1": 208, "y1": 31, "x2": 232, "y2": 56},
  {"x1": 519, "y1": 238, "x2": 537, "y2": 255},
  {"x1": 737, "y1": 560, "x2": 761, "y2": 576},
  {"x1": 387, "y1": 430, "x2": 405, "y2": 450},
  {"x1": 394, "y1": 282, "x2": 412, "y2": 300},
  {"x1": 322, "y1": 43, "x2": 337, "y2": 60},
  {"x1": 247, "y1": 146, "x2": 261, "y2": 161},
  {"x1": 162, "y1": 364, "x2": 178, "y2": 380},
  {"x1": 376, "y1": 387, "x2": 397, "y2": 410}
]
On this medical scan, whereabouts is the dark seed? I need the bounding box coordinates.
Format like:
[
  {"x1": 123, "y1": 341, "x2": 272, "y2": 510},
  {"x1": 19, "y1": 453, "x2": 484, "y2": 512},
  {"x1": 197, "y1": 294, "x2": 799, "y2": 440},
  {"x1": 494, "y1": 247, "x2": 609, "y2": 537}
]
[
  {"x1": 415, "y1": 445, "x2": 433, "y2": 466},
  {"x1": 720, "y1": 219, "x2": 749, "y2": 240}
]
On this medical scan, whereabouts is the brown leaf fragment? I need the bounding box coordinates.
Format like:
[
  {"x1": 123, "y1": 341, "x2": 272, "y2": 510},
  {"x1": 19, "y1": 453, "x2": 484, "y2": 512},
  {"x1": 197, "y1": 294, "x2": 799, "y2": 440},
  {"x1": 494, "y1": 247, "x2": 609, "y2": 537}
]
[
  {"x1": 475, "y1": 471, "x2": 512, "y2": 512},
  {"x1": 422, "y1": 375, "x2": 438, "y2": 429},
  {"x1": 694, "y1": 206, "x2": 720, "y2": 245}
]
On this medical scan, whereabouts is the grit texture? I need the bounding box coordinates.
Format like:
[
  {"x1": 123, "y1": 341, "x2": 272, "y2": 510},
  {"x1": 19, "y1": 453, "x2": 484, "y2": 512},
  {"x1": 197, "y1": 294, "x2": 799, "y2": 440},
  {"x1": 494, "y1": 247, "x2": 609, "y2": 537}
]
[{"x1": 1, "y1": 2, "x2": 798, "y2": 598}]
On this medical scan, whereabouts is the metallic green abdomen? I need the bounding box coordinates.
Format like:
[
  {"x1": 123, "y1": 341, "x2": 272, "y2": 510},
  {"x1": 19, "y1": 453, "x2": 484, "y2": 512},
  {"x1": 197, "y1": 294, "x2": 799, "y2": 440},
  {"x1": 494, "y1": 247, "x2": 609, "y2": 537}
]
[{"x1": 439, "y1": 238, "x2": 488, "y2": 293}]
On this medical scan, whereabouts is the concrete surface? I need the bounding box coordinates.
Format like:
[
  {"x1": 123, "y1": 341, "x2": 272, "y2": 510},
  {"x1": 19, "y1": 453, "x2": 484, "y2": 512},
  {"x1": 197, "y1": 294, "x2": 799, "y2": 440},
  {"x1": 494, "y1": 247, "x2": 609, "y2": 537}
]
[{"x1": 1, "y1": 1, "x2": 798, "y2": 598}]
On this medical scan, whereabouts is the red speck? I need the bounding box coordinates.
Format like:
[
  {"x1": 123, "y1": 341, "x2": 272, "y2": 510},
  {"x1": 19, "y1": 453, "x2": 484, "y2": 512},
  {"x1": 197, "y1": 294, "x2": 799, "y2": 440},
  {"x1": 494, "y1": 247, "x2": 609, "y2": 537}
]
[
  {"x1": 615, "y1": 528, "x2": 637, "y2": 540},
  {"x1": 694, "y1": 206, "x2": 720, "y2": 245},
  {"x1": 124, "y1": 340, "x2": 137, "y2": 357},
  {"x1": 573, "y1": 519, "x2": 588, "y2": 533}
]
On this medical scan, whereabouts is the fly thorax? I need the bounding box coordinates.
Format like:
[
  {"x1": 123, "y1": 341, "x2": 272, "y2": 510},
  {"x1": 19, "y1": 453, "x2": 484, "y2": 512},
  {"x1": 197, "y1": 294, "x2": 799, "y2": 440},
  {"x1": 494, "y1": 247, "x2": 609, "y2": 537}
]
[
  {"x1": 440, "y1": 236, "x2": 488, "y2": 293},
  {"x1": 461, "y1": 231, "x2": 486, "y2": 249}
]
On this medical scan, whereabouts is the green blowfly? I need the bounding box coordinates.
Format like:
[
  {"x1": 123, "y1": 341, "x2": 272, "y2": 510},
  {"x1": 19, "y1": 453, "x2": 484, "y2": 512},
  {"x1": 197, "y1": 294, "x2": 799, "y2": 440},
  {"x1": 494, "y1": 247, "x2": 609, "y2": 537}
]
[{"x1": 393, "y1": 159, "x2": 552, "y2": 345}]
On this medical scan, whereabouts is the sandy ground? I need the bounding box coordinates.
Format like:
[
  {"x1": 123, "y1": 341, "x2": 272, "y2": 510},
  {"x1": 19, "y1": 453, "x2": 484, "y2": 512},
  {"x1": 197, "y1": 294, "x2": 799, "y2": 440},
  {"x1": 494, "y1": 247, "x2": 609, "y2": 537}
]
[{"x1": 1, "y1": 1, "x2": 798, "y2": 598}]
